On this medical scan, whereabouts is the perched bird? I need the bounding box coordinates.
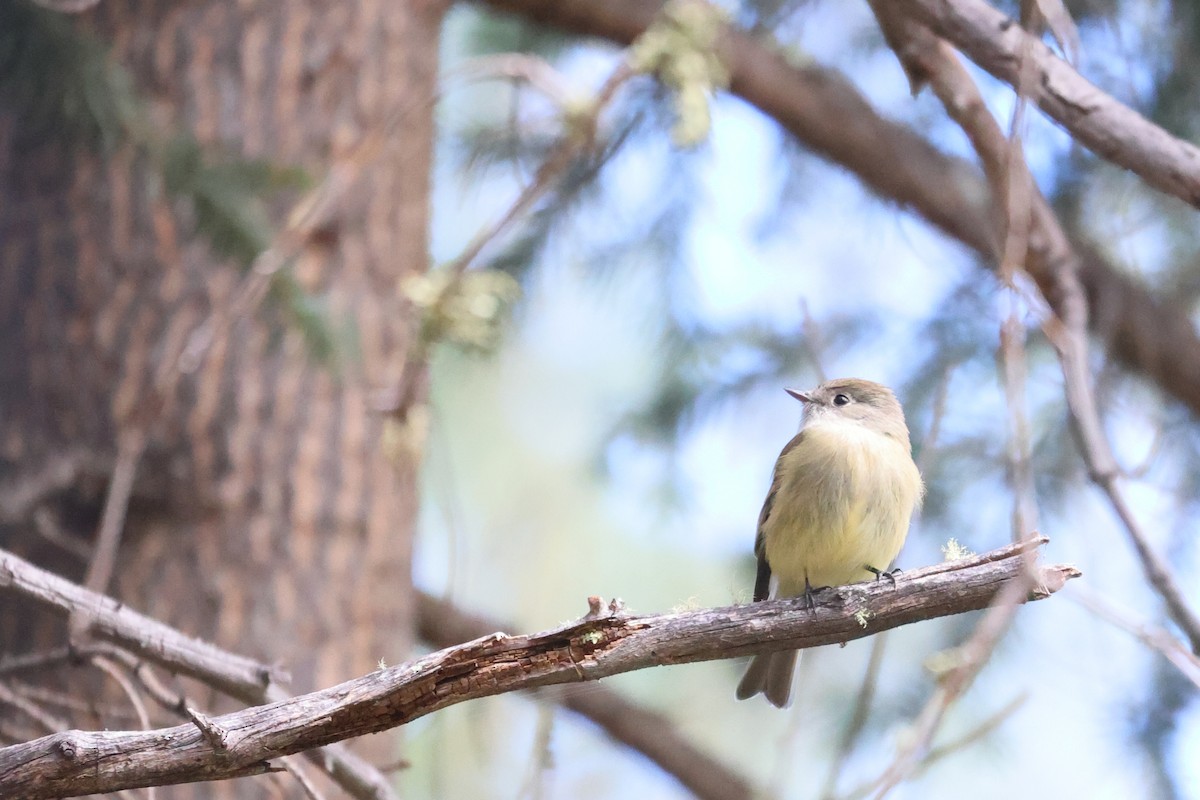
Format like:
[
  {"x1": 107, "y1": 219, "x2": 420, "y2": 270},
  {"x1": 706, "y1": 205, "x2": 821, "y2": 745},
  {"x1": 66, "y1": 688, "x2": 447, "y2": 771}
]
[{"x1": 736, "y1": 378, "x2": 923, "y2": 707}]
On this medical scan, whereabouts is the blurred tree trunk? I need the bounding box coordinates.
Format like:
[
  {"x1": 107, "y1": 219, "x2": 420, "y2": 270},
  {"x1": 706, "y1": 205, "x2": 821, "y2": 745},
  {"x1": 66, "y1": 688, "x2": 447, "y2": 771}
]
[{"x1": 0, "y1": 0, "x2": 444, "y2": 793}]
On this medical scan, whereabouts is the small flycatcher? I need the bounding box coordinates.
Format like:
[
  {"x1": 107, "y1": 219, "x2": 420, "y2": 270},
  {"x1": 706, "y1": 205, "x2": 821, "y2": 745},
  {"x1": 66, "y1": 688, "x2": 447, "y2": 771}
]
[{"x1": 736, "y1": 378, "x2": 923, "y2": 707}]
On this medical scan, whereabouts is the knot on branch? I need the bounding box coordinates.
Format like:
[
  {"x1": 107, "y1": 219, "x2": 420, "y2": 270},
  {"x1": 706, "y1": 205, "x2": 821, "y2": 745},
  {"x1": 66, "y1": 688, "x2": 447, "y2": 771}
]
[{"x1": 53, "y1": 735, "x2": 80, "y2": 761}]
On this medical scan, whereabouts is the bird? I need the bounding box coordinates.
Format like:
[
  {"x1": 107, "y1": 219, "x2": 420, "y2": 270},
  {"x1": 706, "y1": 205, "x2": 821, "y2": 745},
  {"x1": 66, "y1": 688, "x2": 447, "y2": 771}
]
[{"x1": 736, "y1": 378, "x2": 923, "y2": 707}]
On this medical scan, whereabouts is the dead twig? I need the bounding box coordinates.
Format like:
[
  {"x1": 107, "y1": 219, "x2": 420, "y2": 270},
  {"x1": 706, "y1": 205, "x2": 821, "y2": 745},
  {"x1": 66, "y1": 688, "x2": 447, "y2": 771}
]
[
  {"x1": 891, "y1": 0, "x2": 1200, "y2": 209},
  {"x1": 866, "y1": 571, "x2": 1035, "y2": 799},
  {"x1": 818, "y1": 633, "x2": 888, "y2": 800},
  {"x1": 0, "y1": 539, "x2": 1077, "y2": 799},
  {"x1": 1070, "y1": 586, "x2": 1200, "y2": 688},
  {"x1": 0, "y1": 549, "x2": 396, "y2": 800},
  {"x1": 872, "y1": 0, "x2": 1200, "y2": 657}
]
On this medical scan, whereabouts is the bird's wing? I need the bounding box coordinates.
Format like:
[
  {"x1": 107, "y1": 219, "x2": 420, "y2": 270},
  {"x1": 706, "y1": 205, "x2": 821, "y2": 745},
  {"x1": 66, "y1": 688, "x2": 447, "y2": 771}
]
[{"x1": 752, "y1": 430, "x2": 805, "y2": 602}]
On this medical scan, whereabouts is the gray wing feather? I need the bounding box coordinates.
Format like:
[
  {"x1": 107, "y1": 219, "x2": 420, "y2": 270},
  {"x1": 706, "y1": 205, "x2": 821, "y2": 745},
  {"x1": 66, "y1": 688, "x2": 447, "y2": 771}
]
[{"x1": 752, "y1": 430, "x2": 805, "y2": 602}]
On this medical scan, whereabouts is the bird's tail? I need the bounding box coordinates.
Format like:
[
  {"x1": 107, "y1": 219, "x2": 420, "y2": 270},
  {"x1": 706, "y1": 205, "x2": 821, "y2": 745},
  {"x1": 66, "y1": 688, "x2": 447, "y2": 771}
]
[{"x1": 735, "y1": 649, "x2": 800, "y2": 708}]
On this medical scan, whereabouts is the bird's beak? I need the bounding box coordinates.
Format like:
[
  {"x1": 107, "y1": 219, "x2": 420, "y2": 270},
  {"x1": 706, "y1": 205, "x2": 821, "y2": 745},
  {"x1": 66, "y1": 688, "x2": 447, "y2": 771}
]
[{"x1": 785, "y1": 388, "x2": 812, "y2": 403}]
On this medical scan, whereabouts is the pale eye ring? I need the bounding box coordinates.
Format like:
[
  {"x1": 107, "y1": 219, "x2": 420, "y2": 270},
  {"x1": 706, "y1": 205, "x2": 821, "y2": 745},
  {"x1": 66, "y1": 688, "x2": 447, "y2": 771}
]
[{"x1": 833, "y1": 393, "x2": 851, "y2": 407}]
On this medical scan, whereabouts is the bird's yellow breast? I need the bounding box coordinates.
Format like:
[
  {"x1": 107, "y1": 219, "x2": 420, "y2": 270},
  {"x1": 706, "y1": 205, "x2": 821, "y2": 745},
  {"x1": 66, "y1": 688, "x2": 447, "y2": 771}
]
[{"x1": 762, "y1": 418, "x2": 922, "y2": 598}]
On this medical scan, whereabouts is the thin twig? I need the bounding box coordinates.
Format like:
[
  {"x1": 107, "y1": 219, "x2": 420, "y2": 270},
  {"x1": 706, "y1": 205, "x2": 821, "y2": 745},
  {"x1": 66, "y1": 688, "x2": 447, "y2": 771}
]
[
  {"x1": 31, "y1": 507, "x2": 93, "y2": 561},
  {"x1": 915, "y1": 364, "x2": 953, "y2": 476},
  {"x1": 5, "y1": 681, "x2": 139, "y2": 723},
  {"x1": 278, "y1": 756, "x2": 328, "y2": 800},
  {"x1": 1069, "y1": 586, "x2": 1200, "y2": 688},
  {"x1": 871, "y1": 0, "x2": 1200, "y2": 657},
  {"x1": 450, "y1": 53, "x2": 580, "y2": 109},
  {"x1": 997, "y1": 43, "x2": 1039, "y2": 542},
  {"x1": 799, "y1": 298, "x2": 829, "y2": 384},
  {"x1": 867, "y1": 572, "x2": 1035, "y2": 799},
  {"x1": 89, "y1": 656, "x2": 152, "y2": 732},
  {"x1": 999, "y1": 313, "x2": 1037, "y2": 542},
  {"x1": 89, "y1": 656, "x2": 156, "y2": 800},
  {"x1": 818, "y1": 633, "x2": 888, "y2": 800},
  {"x1": 922, "y1": 691, "x2": 1027, "y2": 765},
  {"x1": 28, "y1": 0, "x2": 102, "y2": 11},
  {"x1": 839, "y1": 693, "x2": 1027, "y2": 800},
  {"x1": 443, "y1": 63, "x2": 633, "y2": 282},
  {"x1": 0, "y1": 646, "x2": 88, "y2": 677},
  {"x1": 516, "y1": 700, "x2": 556, "y2": 800},
  {"x1": 768, "y1": 653, "x2": 815, "y2": 796},
  {"x1": 78, "y1": 427, "x2": 146, "y2": 599},
  {"x1": 891, "y1": 0, "x2": 1200, "y2": 209},
  {"x1": 0, "y1": 682, "x2": 69, "y2": 734}
]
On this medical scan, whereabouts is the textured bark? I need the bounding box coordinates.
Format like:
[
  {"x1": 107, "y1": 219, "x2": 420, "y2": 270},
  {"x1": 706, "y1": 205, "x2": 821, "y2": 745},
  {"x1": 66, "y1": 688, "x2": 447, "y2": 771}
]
[
  {"x1": 416, "y1": 592, "x2": 756, "y2": 800},
  {"x1": 0, "y1": 539, "x2": 1079, "y2": 799},
  {"x1": 0, "y1": 0, "x2": 444, "y2": 794}
]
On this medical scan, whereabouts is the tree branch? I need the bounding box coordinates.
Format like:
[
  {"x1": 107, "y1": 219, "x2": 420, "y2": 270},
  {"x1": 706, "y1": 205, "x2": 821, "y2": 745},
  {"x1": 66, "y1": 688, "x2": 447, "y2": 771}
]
[
  {"x1": 4, "y1": 551, "x2": 758, "y2": 800},
  {"x1": 416, "y1": 592, "x2": 755, "y2": 800},
  {"x1": 0, "y1": 539, "x2": 1077, "y2": 799},
  {"x1": 867, "y1": 0, "x2": 1200, "y2": 657},
  {"x1": 891, "y1": 0, "x2": 1200, "y2": 209},
  {"x1": 0, "y1": 549, "x2": 396, "y2": 800},
  {"x1": 473, "y1": 0, "x2": 1200, "y2": 420},
  {"x1": 0, "y1": 549, "x2": 278, "y2": 700}
]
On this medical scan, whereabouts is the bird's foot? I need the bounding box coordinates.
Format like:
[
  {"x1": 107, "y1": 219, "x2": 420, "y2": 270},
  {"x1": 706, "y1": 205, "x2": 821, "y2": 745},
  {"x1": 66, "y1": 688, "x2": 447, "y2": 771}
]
[
  {"x1": 866, "y1": 565, "x2": 901, "y2": 587},
  {"x1": 803, "y1": 577, "x2": 830, "y2": 611}
]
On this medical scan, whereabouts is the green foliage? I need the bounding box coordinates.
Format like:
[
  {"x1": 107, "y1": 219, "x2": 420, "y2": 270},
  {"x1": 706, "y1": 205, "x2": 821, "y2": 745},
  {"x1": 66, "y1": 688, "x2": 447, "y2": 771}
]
[
  {"x1": 1148, "y1": 0, "x2": 1200, "y2": 136},
  {"x1": 162, "y1": 135, "x2": 310, "y2": 269},
  {"x1": 455, "y1": 109, "x2": 648, "y2": 286},
  {"x1": 268, "y1": 271, "x2": 356, "y2": 370},
  {"x1": 462, "y1": 7, "x2": 573, "y2": 60},
  {"x1": 0, "y1": 1, "x2": 139, "y2": 151},
  {"x1": 617, "y1": 315, "x2": 873, "y2": 449}
]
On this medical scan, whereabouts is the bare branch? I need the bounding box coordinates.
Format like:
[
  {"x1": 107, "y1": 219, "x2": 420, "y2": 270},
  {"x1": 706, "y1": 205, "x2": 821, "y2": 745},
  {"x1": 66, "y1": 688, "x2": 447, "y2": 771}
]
[
  {"x1": 1071, "y1": 587, "x2": 1200, "y2": 688},
  {"x1": 868, "y1": 571, "x2": 1034, "y2": 798},
  {"x1": 0, "y1": 549, "x2": 278, "y2": 699},
  {"x1": 867, "y1": 0, "x2": 1200, "y2": 656},
  {"x1": 0, "y1": 550, "x2": 397, "y2": 800},
  {"x1": 818, "y1": 633, "x2": 888, "y2": 800},
  {"x1": 417, "y1": 592, "x2": 755, "y2": 800},
  {"x1": 0, "y1": 682, "x2": 69, "y2": 735},
  {"x1": 77, "y1": 428, "x2": 145, "y2": 601},
  {"x1": 839, "y1": 693, "x2": 1027, "y2": 800},
  {"x1": 476, "y1": 0, "x2": 1200, "y2": 421},
  {"x1": 0, "y1": 540, "x2": 1076, "y2": 799},
  {"x1": 891, "y1": 0, "x2": 1200, "y2": 209}
]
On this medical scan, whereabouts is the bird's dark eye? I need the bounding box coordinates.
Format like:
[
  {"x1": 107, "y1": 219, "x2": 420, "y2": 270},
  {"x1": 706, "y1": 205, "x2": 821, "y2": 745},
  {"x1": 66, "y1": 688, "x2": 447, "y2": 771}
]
[{"x1": 833, "y1": 393, "x2": 851, "y2": 407}]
